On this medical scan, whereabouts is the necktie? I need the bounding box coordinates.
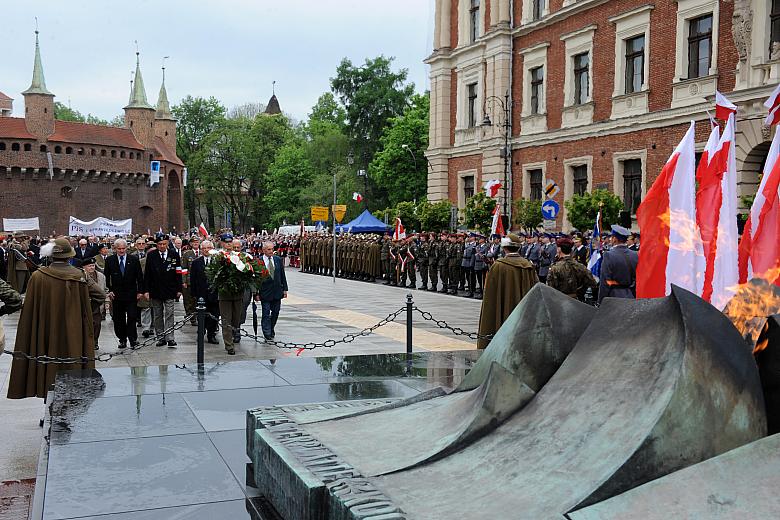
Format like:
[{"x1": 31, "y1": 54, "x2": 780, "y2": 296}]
[
  {"x1": 120, "y1": 256, "x2": 125, "y2": 275},
  {"x1": 267, "y1": 256, "x2": 275, "y2": 277}
]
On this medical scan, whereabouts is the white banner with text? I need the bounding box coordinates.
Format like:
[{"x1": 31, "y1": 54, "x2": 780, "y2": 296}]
[
  {"x1": 68, "y1": 216, "x2": 133, "y2": 236},
  {"x1": 2, "y1": 217, "x2": 40, "y2": 232}
]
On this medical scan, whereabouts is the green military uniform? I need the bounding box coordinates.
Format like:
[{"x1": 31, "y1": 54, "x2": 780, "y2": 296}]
[
  {"x1": 389, "y1": 241, "x2": 400, "y2": 286},
  {"x1": 398, "y1": 242, "x2": 409, "y2": 287},
  {"x1": 417, "y1": 237, "x2": 429, "y2": 290},
  {"x1": 448, "y1": 239, "x2": 461, "y2": 295},
  {"x1": 405, "y1": 240, "x2": 417, "y2": 288},
  {"x1": 437, "y1": 236, "x2": 449, "y2": 293},
  {"x1": 546, "y1": 256, "x2": 598, "y2": 301},
  {"x1": 381, "y1": 237, "x2": 391, "y2": 284}
]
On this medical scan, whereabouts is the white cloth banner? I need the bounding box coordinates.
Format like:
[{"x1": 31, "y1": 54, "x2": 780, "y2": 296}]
[
  {"x1": 2, "y1": 217, "x2": 40, "y2": 232},
  {"x1": 68, "y1": 216, "x2": 132, "y2": 236},
  {"x1": 150, "y1": 161, "x2": 161, "y2": 186}
]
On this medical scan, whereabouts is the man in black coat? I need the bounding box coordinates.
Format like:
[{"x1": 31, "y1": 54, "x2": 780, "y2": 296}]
[
  {"x1": 190, "y1": 240, "x2": 220, "y2": 344},
  {"x1": 104, "y1": 238, "x2": 144, "y2": 349},
  {"x1": 143, "y1": 234, "x2": 182, "y2": 347},
  {"x1": 255, "y1": 241, "x2": 288, "y2": 341},
  {"x1": 74, "y1": 238, "x2": 96, "y2": 261}
]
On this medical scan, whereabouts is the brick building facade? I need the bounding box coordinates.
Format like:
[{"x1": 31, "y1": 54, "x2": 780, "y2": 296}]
[
  {"x1": 426, "y1": 0, "x2": 779, "y2": 230},
  {"x1": 0, "y1": 32, "x2": 184, "y2": 235}
]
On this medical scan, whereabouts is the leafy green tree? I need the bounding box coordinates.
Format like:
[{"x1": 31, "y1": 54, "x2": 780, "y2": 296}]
[
  {"x1": 330, "y1": 55, "x2": 415, "y2": 162},
  {"x1": 368, "y1": 93, "x2": 429, "y2": 208},
  {"x1": 464, "y1": 192, "x2": 496, "y2": 233},
  {"x1": 392, "y1": 201, "x2": 420, "y2": 232},
  {"x1": 172, "y1": 96, "x2": 227, "y2": 228},
  {"x1": 307, "y1": 92, "x2": 347, "y2": 134},
  {"x1": 53, "y1": 102, "x2": 117, "y2": 126},
  {"x1": 514, "y1": 199, "x2": 543, "y2": 232},
  {"x1": 417, "y1": 200, "x2": 452, "y2": 232},
  {"x1": 564, "y1": 189, "x2": 624, "y2": 232}
]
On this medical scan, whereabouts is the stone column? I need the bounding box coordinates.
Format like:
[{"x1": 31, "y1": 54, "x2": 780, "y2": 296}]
[
  {"x1": 498, "y1": 0, "x2": 510, "y2": 25},
  {"x1": 490, "y1": 0, "x2": 499, "y2": 27},
  {"x1": 441, "y1": 0, "x2": 452, "y2": 49},
  {"x1": 434, "y1": 0, "x2": 443, "y2": 50}
]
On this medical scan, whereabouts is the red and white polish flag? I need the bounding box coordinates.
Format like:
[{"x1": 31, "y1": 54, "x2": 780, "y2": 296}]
[
  {"x1": 198, "y1": 222, "x2": 208, "y2": 237},
  {"x1": 484, "y1": 179, "x2": 502, "y2": 198},
  {"x1": 490, "y1": 206, "x2": 505, "y2": 237},
  {"x1": 637, "y1": 122, "x2": 705, "y2": 298},
  {"x1": 738, "y1": 124, "x2": 780, "y2": 286},
  {"x1": 393, "y1": 217, "x2": 406, "y2": 240},
  {"x1": 715, "y1": 91, "x2": 737, "y2": 121},
  {"x1": 352, "y1": 192, "x2": 363, "y2": 203},
  {"x1": 764, "y1": 83, "x2": 780, "y2": 127},
  {"x1": 696, "y1": 110, "x2": 739, "y2": 309}
]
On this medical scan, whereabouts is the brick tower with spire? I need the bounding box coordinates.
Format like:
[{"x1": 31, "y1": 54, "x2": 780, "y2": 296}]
[
  {"x1": 154, "y1": 64, "x2": 177, "y2": 151},
  {"x1": 124, "y1": 52, "x2": 156, "y2": 150},
  {"x1": 22, "y1": 30, "x2": 55, "y2": 140}
]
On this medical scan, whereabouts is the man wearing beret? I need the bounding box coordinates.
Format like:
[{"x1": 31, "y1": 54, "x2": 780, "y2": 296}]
[
  {"x1": 546, "y1": 237, "x2": 597, "y2": 301},
  {"x1": 143, "y1": 234, "x2": 183, "y2": 347},
  {"x1": 598, "y1": 225, "x2": 639, "y2": 304}
]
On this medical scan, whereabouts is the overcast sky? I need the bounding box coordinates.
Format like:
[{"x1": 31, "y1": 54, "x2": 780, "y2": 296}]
[{"x1": 2, "y1": 0, "x2": 433, "y2": 121}]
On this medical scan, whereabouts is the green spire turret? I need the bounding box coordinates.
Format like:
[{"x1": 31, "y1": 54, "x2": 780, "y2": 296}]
[
  {"x1": 155, "y1": 66, "x2": 174, "y2": 120},
  {"x1": 124, "y1": 52, "x2": 153, "y2": 110},
  {"x1": 22, "y1": 31, "x2": 53, "y2": 96}
]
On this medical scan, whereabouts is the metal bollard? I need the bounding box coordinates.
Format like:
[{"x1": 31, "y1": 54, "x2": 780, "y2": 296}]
[
  {"x1": 196, "y1": 297, "x2": 206, "y2": 365},
  {"x1": 406, "y1": 293, "x2": 413, "y2": 355}
]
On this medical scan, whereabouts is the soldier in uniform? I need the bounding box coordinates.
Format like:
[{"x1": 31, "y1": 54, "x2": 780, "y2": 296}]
[
  {"x1": 474, "y1": 234, "x2": 488, "y2": 299},
  {"x1": 447, "y1": 234, "x2": 460, "y2": 295},
  {"x1": 388, "y1": 238, "x2": 400, "y2": 286},
  {"x1": 461, "y1": 233, "x2": 477, "y2": 298},
  {"x1": 598, "y1": 225, "x2": 639, "y2": 304},
  {"x1": 546, "y1": 237, "x2": 598, "y2": 301},
  {"x1": 572, "y1": 234, "x2": 589, "y2": 265},
  {"x1": 525, "y1": 232, "x2": 541, "y2": 270},
  {"x1": 404, "y1": 235, "x2": 417, "y2": 289},
  {"x1": 427, "y1": 232, "x2": 439, "y2": 292},
  {"x1": 437, "y1": 232, "x2": 450, "y2": 293},
  {"x1": 628, "y1": 232, "x2": 640, "y2": 252},
  {"x1": 417, "y1": 233, "x2": 430, "y2": 290},
  {"x1": 380, "y1": 232, "x2": 391, "y2": 284},
  {"x1": 538, "y1": 233, "x2": 557, "y2": 283}
]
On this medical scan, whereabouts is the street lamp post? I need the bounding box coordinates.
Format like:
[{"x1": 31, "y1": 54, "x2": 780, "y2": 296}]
[{"x1": 481, "y1": 90, "x2": 513, "y2": 226}]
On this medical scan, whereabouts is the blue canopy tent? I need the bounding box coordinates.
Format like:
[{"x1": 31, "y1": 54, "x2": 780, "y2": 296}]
[{"x1": 335, "y1": 209, "x2": 390, "y2": 233}]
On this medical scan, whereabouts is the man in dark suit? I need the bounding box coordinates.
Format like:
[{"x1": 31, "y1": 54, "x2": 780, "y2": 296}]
[
  {"x1": 190, "y1": 240, "x2": 220, "y2": 344},
  {"x1": 104, "y1": 238, "x2": 144, "y2": 349},
  {"x1": 255, "y1": 241, "x2": 288, "y2": 341},
  {"x1": 573, "y1": 235, "x2": 589, "y2": 266},
  {"x1": 144, "y1": 234, "x2": 182, "y2": 347},
  {"x1": 74, "y1": 238, "x2": 96, "y2": 262}
]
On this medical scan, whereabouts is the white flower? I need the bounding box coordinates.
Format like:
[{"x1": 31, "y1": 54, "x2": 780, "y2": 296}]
[
  {"x1": 244, "y1": 252, "x2": 253, "y2": 259},
  {"x1": 236, "y1": 261, "x2": 246, "y2": 272},
  {"x1": 229, "y1": 254, "x2": 241, "y2": 265},
  {"x1": 208, "y1": 249, "x2": 220, "y2": 256}
]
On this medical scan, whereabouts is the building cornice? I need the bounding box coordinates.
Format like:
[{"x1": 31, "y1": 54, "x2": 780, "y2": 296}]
[
  {"x1": 608, "y1": 4, "x2": 655, "y2": 24},
  {"x1": 512, "y1": 0, "x2": 611, "y2": 37},
  {"x1": 560, "y1": 24, "x2": 598, "y2": 42}
]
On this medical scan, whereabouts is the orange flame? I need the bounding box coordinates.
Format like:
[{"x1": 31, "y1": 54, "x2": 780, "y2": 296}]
[
  {"x1": 660, "y1": 209, "x2": 704, "y2": 253},
  {"x1": 723, "y1": 273, "x2": 780, "y2": 352}
]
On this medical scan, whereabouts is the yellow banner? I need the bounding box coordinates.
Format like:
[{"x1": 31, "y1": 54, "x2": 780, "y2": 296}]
[
  {"x1": 332, "y1": 204, "x2": 347, "y2": 223},
  {"x1": 311, "y1": 206, "x2": 329, "y2": 221}
]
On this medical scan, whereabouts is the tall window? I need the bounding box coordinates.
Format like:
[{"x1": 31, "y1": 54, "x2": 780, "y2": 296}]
[
  {"x1": 687, "y1": 15, "x2": 712, "y2": 79},
  {"x1": 573, "y1": 53, "x2": 590, "y2": 105},
  {"x1": 625, "y1": 35, "x2": 645, "y2": 93},
  {"x1": 467, "y1": 83, "x2": 478, "y2": 128},
  {"x1": 529, "y1": 169, "x2": 543, "y2": 201},
  {"x1": 463, "y1": 175, "x2": 475, "y2": 199},
  {"x1": 623, "y1": 159, "x2": 643, "y2": 214},
  {"x1": 572, "y1": 165, "x2": 588, "y2": 195},
  {"x1": 530, "y1": 67, "x2": 544, "y2": 115},
  {"x1": 533, "y1": 0, "x2": 545, "y2": 21},
  {"x1": 470, "y1": 0, "x2": 480, "y2": 43},
  {"x1": 772, "y1": 0, "x2": 780, "y2": 53}
]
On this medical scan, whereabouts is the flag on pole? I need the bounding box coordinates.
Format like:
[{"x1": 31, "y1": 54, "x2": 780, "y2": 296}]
[
  {"x1": 738, "y1": 124, "x2": 780, "y2": 286},
  {"x1": 587, "y1": 209, "x2": 602, "y2": 280},
  {"x1": 490, "y1": 206, "x2": 505, "y2": 236},
  {"x1": 484, "y1": 179, "x2": 502, "y2": 198},
  {"x1": 696, "y1": 111, "x2": 739, "y2": 309},
  {"x1": 352, "y1": 192, "x2": 363, "y2": 203},
  {"x1": 300, "y1": 218, "x2": 306, "y2": 237},
  {"x1": 393, "y1": 217, "x2": 406, "y2": 240},
  {"x1": 198, "y1": 222, "x2": 208, "y2": 237},
  {"x1": 764, "y1": 83, "x2": 780, "y2": 127},
  {"x1": 636, "y1": 122, "x2": 704, "y2": 298},
  {"x1": 715, "y1": 91, "x2": 737, "y2": 121}
]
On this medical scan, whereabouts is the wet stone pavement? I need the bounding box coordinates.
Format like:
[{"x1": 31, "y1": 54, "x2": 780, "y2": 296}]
[{"x1": 35, "y1": 352, "x2": 479, "y2": 519}]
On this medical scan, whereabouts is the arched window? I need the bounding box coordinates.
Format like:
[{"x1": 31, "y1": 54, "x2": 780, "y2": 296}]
[
  {"x1": 120, "y1": 151, "x2": 126, "y2": 158},
  {"x1": 61, "y1": 186, "x2": 74, "y2": 199},
  {"x1": 11, "y1": 143, "x2": 20, "y2": 151},
  {"x1": 111, "y1": 150, "x2": 116, "y2": 158},
  {"x1": 54, "y1": 145, "x2": 62, "y2": 154},
  {"x1": 23, "y1": 143, "x2": 32, "y2": 151},
  {"x1": 101, "y1": 149, "x2": 107, "y2": 157},
  {"x1": 90, "y1": 148, "x2": 96, "y2": 156},
  {"x1": 40, "y1": 145, "x2": 47, "y2": 152},
  {"x1": 77, "y1": 148, "x2": 84, "y2": 155},
  {"x1": 65, "y1": 147, "x2": 73, "y2": 154},
  {"x1": 128, "y1": 152, "x2": 134, "y2": 160},
  {"x1": 0, "y1": 142, "x2": 6, "y2": 151},
  {"x1": 149, "y1": 154, "x2": 153, "y2": 161},
  {"x1": 112, "y1": 188, "x2": 123, "y2": 201},
  {"x1": 129, "y1": 120, "x2": 134, "y2": 128}
]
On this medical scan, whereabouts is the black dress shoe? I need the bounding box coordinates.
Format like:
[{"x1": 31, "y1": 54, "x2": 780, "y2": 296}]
[
  {"x1": 167, "y1": 340, "x2": 177, "y2": 347},
  {"x1": 207, "y1": 336, "x2": 219, "y2": 345},
  {"x1": 95, "y1": 345, "x2": 100, "y2": 351},
  {"x1": 156, "y1": 340, "x2": 166, "y2": 347},
  {"x1": 142, "y1": 330, "x2": 153, "y2": 338},
  {"x1": 118, "y1": 341, "x2": 127, "y2": 349},
  {"x1": 226, "y1": 348, "x2": 236, "y2": 355}
]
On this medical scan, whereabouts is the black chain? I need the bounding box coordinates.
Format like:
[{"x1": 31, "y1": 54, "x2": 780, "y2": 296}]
[
  {"x1": 2, "y1": 313, "x2": 197, "y2": 364},
  {"x1": 205, "y1": 307, "x2": 406, "y2": 351},
  {"x1": 413, "y1": 307, "x2": 493, "y2": 341}
]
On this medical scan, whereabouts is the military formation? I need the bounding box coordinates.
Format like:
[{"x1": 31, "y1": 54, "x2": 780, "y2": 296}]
[{"x1": 300, "y1": 231, "x2": 507, "y2": 299}]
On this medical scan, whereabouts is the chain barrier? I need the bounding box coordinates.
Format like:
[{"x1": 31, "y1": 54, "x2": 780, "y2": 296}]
[
  {"x1": 1, "y1": 313, "x2": 197, "y2": 365},
  {"x1": 412, "y1": 307, "x2": 493, "y2": 341},
  {"x1": 205, "y1": 307, "x2": 407, "y2": 351}
]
